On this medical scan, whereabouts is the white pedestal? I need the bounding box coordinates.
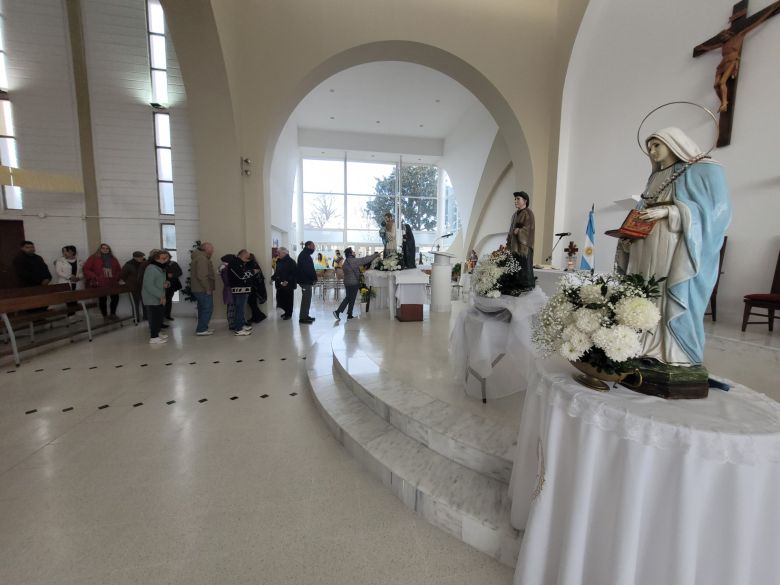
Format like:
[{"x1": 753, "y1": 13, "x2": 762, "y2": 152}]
[{"x1": 430, "y1": 251, "x2": 455, "y2": 313}]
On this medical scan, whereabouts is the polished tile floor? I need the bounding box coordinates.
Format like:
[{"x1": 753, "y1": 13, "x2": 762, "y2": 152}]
[{"x1": 1, "y1": 294, "x2": 776, "y2": 585}]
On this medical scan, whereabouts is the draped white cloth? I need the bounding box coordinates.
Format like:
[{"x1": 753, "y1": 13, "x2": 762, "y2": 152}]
[{"x1": 510, "y1": 358, "x2": 780, "y2": 585}]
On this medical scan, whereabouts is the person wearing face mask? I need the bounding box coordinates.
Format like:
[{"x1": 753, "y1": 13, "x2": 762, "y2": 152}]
[
  {"x1": 83, "y1": 243, "x2": 122, "y2": 320},
  {"x1": 295, "y1": 241, "x2": 317, "y2": 324},
  {"x1": 142, "y1": 249, "x2": 171, "y2": 345},
  {"x1": 120, "y1": 251, "x2": 147, "y2": 321},
  {"x1": 220, "y1": 249, "x2": 255, "y2": 336}
]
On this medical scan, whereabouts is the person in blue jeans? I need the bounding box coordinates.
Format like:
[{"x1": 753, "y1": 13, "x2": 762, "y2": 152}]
[
  {"x1": 190, "y1": 242, "x2": 216, "y2": 336},
  {"x1": 333, "y1": 248, "x2": 380, "y2": 320},
  {"x1": 221, "y1": 250, "x2": 255, "y2": 336}
]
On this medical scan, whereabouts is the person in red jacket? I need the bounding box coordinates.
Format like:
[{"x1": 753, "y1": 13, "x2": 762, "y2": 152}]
[{"x1": 83, "y1": 243, "x2": 122, "y2": 320}]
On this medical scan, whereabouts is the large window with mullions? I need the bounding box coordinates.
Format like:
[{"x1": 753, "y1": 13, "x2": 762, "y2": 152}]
[{"x1": 300, "y1": 157, "x2": 458, "y2": 249}]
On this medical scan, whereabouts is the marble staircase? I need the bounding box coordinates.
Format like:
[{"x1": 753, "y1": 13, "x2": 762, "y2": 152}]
[{"x1": 304, "y1": 333, "x2": 523, "y2": 567}]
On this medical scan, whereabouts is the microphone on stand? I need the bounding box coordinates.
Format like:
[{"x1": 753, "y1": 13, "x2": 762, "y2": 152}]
[
  {"x1": 545, "y1": 232, "x2": 570, "y2": 263},
  {"x1": 430, "y1": 233, "x2": 454, "y2": 252}
]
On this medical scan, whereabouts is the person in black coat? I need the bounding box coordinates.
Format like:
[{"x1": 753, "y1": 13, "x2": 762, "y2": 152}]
[
  {"x1": 13, "y1": 241, "x2": 52, "y2": 287},
  {"x1": 163, "y1": 259, "x2": 183, "y2": 321},
  {"x1": 295, "y1": 241, "x2": 317, "y2": 324},
  {"x1": 246, "y1": 253, "x2": 268, "y2": 323},
  {"x1": 271, "y1": 247, "x2": 297, "y2": 320}
]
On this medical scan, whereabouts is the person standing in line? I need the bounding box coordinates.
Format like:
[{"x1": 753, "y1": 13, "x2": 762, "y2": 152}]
[
  {"x1": 246, "y1": 253, "x2": 267, "y2": 324},
  {"x1": 142, "y1": 249, "x2": 170, "y2": 345},
  {"x1": 296, "y1": 241, "x2": 317, "y2": 324},
  {"x1": 83, "y1": 243, "x2": 122, "y2": 320},
  {"x1": 190, "y1": 242, "x2": 216, "y2": 336},
  {"x1": 220, "y1": 249, "x2": 255, "y2": 336},
  {"x1": 120, "y1": 251, "x2": 147, "y2": 321},
  {"x1": 54, "y1": 245, "x2": 84, "y2": 290},
  {"x1": 271, "y1": 247, "x2": 296, "y2": 320},
  {"x1": 333, "y1": 247, "x2": 380, "y2": 320},
  {"x1": 13, "y1": 241, "x2": 52, "y2": 287},
  {"x1": 163, "y1": 257, "x2": 183, "y2": 321}
]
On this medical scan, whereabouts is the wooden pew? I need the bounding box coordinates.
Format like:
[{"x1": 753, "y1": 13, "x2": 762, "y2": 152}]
[{"x1": 0, "y1": 285, "x2": 137, "y2": 366}]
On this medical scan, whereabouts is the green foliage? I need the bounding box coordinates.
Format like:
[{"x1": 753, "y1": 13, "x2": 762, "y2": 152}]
[
  {"x1": 365, "y1": 165, "x2": 439, "y2": 231},
  {"x1": 180, "y1": 240, "x2": 202, "y2": 303}
]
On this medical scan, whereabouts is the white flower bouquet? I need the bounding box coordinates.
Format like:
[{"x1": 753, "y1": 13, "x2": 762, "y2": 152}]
[
  {"x1": 371, "y1": 253, "x2": 403, "y2": 271},
  {"x1": 532, "y1": 272, "x2": 663, "y2": 375},
  {"x1": 471, "y1": 248, "x2": 525, "y2": 298}
]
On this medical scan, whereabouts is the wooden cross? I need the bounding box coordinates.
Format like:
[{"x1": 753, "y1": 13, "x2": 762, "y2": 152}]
[
  {"x1": 564, "y1": 241, "x2": 579, "y2": 258},
  {"x1": 693, "y1": 0, "x2": 780, "y2": 147}
]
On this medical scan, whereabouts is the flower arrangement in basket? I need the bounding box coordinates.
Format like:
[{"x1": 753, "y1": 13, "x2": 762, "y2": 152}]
[
  {"x1": 359, "y1": 286, "x2": 375, "y2": 303},
  {"x1": 471, "y1": 247, "x2": 525, "y2": 298},
  {"x1": 370, "y1": 253, "x2": 402, "y2": 271},
  {"x1": 532, "y1": 272, "x2": 663, "y2": 389}
]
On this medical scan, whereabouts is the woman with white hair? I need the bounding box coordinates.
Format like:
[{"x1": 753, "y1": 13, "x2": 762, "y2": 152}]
[{"x1": 271, "y1": 247, "x2": 297, "y2": 320}]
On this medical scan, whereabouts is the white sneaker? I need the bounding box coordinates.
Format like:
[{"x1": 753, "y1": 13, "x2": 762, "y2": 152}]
[
  {"x1": 159, "y1": 333, "x2": 169, "y2": 339},
  {"x1": 241, "y1": 325, "x2": 253, "y2": 331},
  {"x1": 234, "y1": 329, "x2": 252, "y2": 336},
  {"x1": 196, "y1": 330, "x2": 214, "y2": 336},
  {"x1": 149, "y1": 337, "x2": 167, "y2": 344}
]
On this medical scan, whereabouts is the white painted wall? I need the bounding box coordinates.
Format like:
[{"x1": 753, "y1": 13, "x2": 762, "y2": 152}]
[
  {"x1": 1, "y1": 0, "x2": 84, "y2": 267},
  {"x1": 472, "y1": 166, "x2": 517, "y2": 256},
  {"x1": 1, "y1": 0, "x2": 198, "y2": 286},
  {"x1": 439, "y1": 101, "x2": 498, "y2": 242},
  {"x1": 269, "y1": 116, "x2": 298, "y2": 242},
  {"x1": 556, "y1": 0, "x2": 780, "y2": 321}
]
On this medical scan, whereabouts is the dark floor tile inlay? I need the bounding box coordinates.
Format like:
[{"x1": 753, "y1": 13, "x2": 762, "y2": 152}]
[
  {"x1": 165, "y1": 363, "x2": 173, "y2": 366},
  {"x1": 260, "y1": 394, "x2": 269, "y2": 398},
  {"x1": 235, "y1": 359, "x2": 243, "y2": 363},
  {"x1": 62, "y1": 407, "x2": 74, "y2": 412},
  {"x1": 133, "y1": 402, "x2": 143, "y2": 407},
  {"x1": 166, "y1": 400, "x2": 176, "y2": 405},
  {"x1": 89, "y1": 366, "x2": 98, "y2": 370},
  {"x1": 230, "y1": 396, "x2": 238, "y2": 400},
  {"x1": 140, "y1": 363, "x2": 148, "y2": 367},
  {"x1": 289, "y1": 392, "x2": 298, "y2": 396},
  {"x1": 34, "y1": 368, "x2": 44, "y2": 372},
  {"x1": 98, "y1": 404, "x2": 109, "y2": 410},
  {"x1": 189, "y1": 362, "x2": 197, "y2": 365},
  {"x1": 25, "y1": 409, "x2": 37, "y2": 415},
  {"x1": 62, "y1": 367, "x2": 70, "y2": 371},
  {"x1": 198, "y1": 398, "x2": 208, "y2": 403},
  {"x1": 213, "y1": 360, "x2": 220, "y2": 364}
]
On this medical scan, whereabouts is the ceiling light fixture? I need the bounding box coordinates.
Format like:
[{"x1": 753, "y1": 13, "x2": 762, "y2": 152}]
[
  {"x1": 329, "y1": 89, "x2": 335, "y2": 93},
  {"x1": 435, "y1": 99, "x2": 440, "y2": 103},
  {"x1": 375, "y1": 120, "x2": 381, "y2": 124},
  {"x1": 329, "y1": 116, "x2": 335, "y2": 120}
]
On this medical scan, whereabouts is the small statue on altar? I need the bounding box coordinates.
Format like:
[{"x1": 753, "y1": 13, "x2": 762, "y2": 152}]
[
  {"x1": 379, "y1": 212, "x2": 396, "y2": 258},
  {"x1": 401, "y1": 223, "x2": 416, "y2": 269},
  {"x1": 615, "y1": 127, "x2": 731, "y2": 367},
  {"x1": 467, "y1": 249, "x2": 478, "y2": 273},
  {"x1": 506, "y1": 191, "x2": 535, "y2": 291},
  {"x1": 564, "y1": 241, "x2": 578, "y2": 271}
]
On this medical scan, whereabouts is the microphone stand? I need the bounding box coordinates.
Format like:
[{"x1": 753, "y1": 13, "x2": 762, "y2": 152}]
[{"x1": 545, "y1": 234, "x2": 567, "y2": 265}]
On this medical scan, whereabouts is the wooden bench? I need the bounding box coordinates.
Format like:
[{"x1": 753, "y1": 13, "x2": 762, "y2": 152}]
[{"x1": 0, "y1": 285, "x2": 137, "y2": 366}]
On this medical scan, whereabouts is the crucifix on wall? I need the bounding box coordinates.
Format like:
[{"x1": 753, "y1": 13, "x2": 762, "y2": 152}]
[{"x1": 693, "y1": 0, "x2": 780, "y2": 147}]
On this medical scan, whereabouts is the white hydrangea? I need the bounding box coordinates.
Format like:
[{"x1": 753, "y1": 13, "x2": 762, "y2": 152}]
[
  {"x1": 592, "y1": 325, "x2": 642, "y2": 362},
  {"x1": 573, "y1": 308, "x2": 605, "y2": 334},
  {"x1": 559, "y1": 325, "x2": 592, "y2": 360},
  {"x1": 579, "y1": 284, "x2": 608, "y2": 305},
  {"x1": 614, "y1": 297, "x2": 660, "y2": 331},
  {"x1": 486, "y1": 289, "x2": 501, "y2": 298}
]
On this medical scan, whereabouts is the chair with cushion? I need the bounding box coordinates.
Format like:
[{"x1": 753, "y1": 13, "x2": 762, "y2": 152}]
[{"x1": 741, "y1": 249, "x2": 780, "y2": 332}]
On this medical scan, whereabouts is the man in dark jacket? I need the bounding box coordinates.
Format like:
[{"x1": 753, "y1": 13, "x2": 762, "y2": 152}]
[
  {"x1": 295, "y1": 241, "x2": 317, "y2": 324},
  {"x1": 271, "y1": 247, "x2": 296, "y2": 320},
  {"x1": 120, "y1": 251, "x2": 147, "y2": 321},
  {"x1": 220, "y1": 250, "x2": 254, "y2": 335},
  {"x1": 246, "y1": 253, "x2": 267, "y2": 324},
  {"x1": 13, "y1": 241, "x2": 51, "y2": 287}
]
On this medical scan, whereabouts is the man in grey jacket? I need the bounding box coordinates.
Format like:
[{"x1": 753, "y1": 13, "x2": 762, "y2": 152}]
[
  {"x1": 333, "y1": 248, "x2": 380, "y2": 320},
  {"x1": 190, "y1": 242, "x2": 216, "y2": 335}
]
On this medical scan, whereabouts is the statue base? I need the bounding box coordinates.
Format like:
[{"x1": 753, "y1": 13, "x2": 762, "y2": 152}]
[{"x1": 623, "y1": 358, "x2": 709, "y2": 400}]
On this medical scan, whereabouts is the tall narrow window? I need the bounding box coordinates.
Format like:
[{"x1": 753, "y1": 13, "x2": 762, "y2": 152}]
[
  {"x1": 146, "y1": 0, "x2": 174, "y2": 217},
  {"x1": 0, "y1": 9, "x2": 21, "y2": 210}
]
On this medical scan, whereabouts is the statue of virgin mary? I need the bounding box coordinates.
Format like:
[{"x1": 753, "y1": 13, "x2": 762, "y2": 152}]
[{"x1": 616, "y1": 127, "x2": 731, "y2": 366}]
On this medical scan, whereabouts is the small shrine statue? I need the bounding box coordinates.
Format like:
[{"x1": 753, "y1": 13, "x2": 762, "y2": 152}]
[
  {"x1": 506, "y1": 191, "x2": 535, "y2": 291},
  {"x1": 379, "y1": 212, "x2": 397, "y2": 258},
  {"x1": 401, "y1": 224, "x2": 416, "y2": 269},
  {"x1": 467, "y1": 249, "x2": 478, "y2": 273},
  {"x1": 616, "y1": 127, "x2": 731, "y2": 366}
]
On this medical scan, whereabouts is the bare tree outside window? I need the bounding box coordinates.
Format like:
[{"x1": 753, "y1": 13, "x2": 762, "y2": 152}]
[{"x1": 306, "y1": 194, "x2": 341, "y2": 228}]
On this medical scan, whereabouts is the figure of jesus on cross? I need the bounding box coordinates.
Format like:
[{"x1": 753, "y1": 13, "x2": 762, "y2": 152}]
[{"x1": 693, "y1": 0, "x2": 780, "y2": 146}]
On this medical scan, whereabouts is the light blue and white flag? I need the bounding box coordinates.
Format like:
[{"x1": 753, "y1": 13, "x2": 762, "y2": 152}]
[{"x1": 580, "y1": 204, "x2": 595, "y2": 271}]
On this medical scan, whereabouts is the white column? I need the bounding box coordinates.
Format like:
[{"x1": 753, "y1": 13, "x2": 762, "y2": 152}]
[{"x1": 430, "y1": 251, "x2": 454, "y2": 312}]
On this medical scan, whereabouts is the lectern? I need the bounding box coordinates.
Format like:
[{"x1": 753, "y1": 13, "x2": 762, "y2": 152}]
[{"x1": 430, "y1": 251, "x2": 455, "y2": 312}]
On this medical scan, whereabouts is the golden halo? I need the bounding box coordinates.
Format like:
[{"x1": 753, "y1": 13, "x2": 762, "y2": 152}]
[{"x1": 636, "y1": 101, "x2": 719, "y2": 157}]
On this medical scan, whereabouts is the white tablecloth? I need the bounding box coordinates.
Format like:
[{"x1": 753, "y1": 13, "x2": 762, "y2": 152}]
[
  {"x1": 364, "y1": 269, "x2": 390, "y2": 310},
  {"x1": 449, "y1": 289, "x2": 547, "y2": 400},
  {"x1": 365, "y1": 269, "x2": 429, "y2": 318},
  {"x1": 510, "y1": 359, "x2": 780, "y2": 585},
  {"x1": 533, "y1": 268, "x2": 566, "y2": 297}
]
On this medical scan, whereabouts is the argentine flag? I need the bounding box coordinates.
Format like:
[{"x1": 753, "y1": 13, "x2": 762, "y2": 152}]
[{"x1": 580, "y1": 204, "x2": 595, "y2": 271}]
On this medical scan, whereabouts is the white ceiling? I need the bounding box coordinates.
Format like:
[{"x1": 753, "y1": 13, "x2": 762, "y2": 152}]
[{"x1": 293, "y1": 61, "x2": 484, "y2": 140}]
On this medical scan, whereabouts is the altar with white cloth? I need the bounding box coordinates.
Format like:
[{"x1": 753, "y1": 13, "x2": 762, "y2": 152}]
[
  {"x1": 363, "y1": 268, "x2": 429, "y2": 319},
  {"x1": 510, "y1": 358, "x2": 780, "y2": 585},
  {"x1": 532, "y1": 267, "x2": 565, "y2": 297},
  {"x1": 449, "y1": 289, "x2": 547, "y2": 402}
]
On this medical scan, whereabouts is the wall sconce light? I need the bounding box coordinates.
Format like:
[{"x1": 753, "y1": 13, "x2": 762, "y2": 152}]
[{"x1": 241, "y1": 157, "x2": 252, "y2": 176}]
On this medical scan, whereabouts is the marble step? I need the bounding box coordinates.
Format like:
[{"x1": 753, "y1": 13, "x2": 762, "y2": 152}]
[
  {"x1": 331, "y1": 338, "x2": 517, "y2": 484},
  {"x1": 305, "y1": 352, "x2": 522, "y2": 567}
]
